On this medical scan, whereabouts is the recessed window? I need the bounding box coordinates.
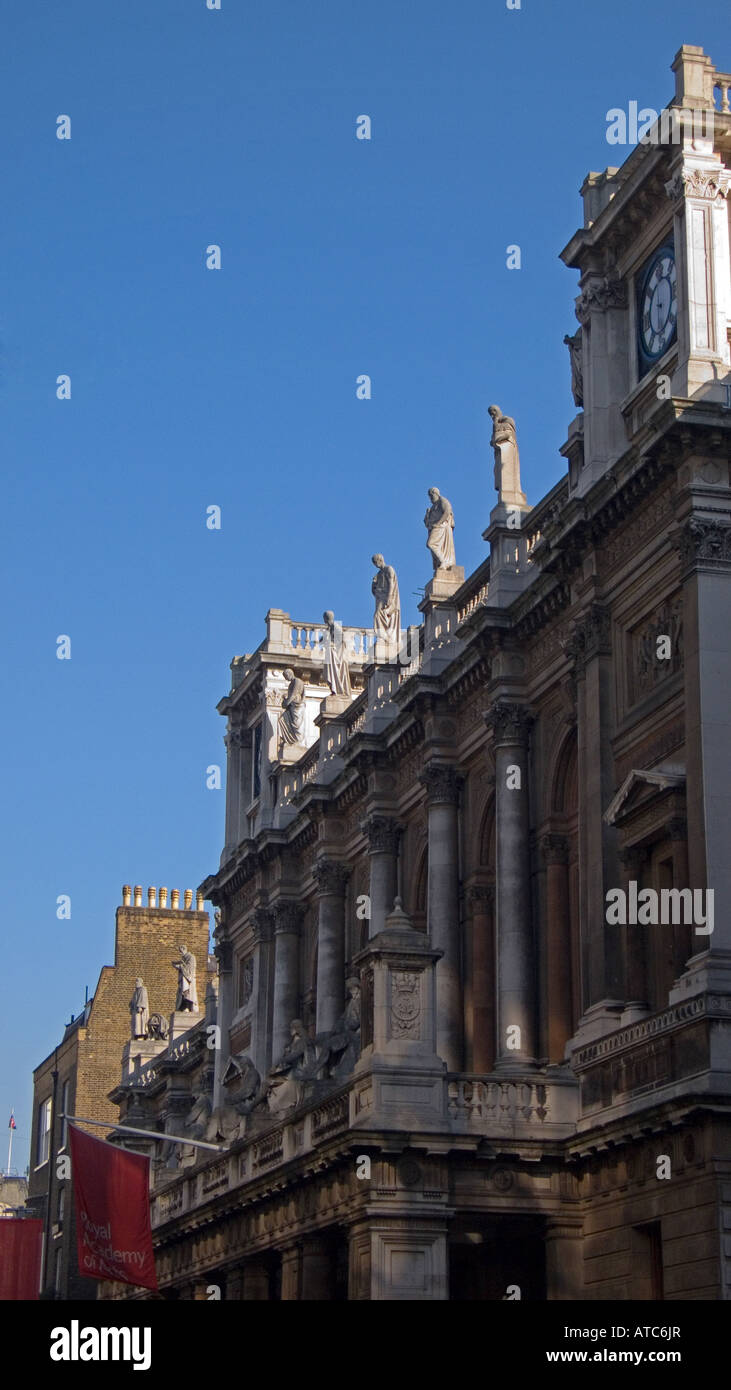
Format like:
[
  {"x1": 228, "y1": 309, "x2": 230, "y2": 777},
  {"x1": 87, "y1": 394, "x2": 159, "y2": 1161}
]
[
  {"x1": 60, "y1": 1080, "x2": 70, "y2": 1149},
  {"x1": 37, "y1": 1097, "x2": 52, "y2": 1166}
]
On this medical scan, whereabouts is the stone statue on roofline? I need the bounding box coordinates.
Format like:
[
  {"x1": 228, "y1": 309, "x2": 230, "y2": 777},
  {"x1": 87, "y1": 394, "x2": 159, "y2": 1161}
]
[
  {"x1": 173, "y1": 945, "x2": 198, "y2": 1012},
  {"x1": 424, "y1": 487, "x2": 456, "y2": 572},
  {"x1": 278, "y1": 668, "x2": 306, "y2": 748},
  {"x1": 371, "y1": 554, "x2": 401, "y2": 655},
  {"x1": 129, "y1": 978, "x2": 149, "y2": 1039},
  {"x1": 488, "y1": 404, "x2": 527, "y2": 508},
  {"x1": 322, "y1": 611, "x2": 352, "y2": 698}
]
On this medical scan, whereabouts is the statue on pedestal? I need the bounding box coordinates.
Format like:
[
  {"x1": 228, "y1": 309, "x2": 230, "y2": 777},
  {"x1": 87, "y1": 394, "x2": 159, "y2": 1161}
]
[
  {"x1": 313, "y1": 977, "x2": 362, "y2": 1080},
  {"x1": 278, "y1": 669, "x2": 306, "y2": 748},
  {"x1": 322, "y1": 611, "x2": 352, "y2": 698},
  {"x1": 265, "y1": 1019, "x2": 317, "y2": 1114},
  {"x1": 173, "y1": 945, "x2": 198, "y2": 1012},
  {"x1": 129, "y1": 978, "x2": 149, "y2": 1039},
  {"x1": 563, "y1": 332, "x2": 584, "y2": 408},
  {"x1": 424, "y1": 488, "x2": 456, "y2": 572},
  {"x1": 371, "y1": 554, "x2": 401, "y2": 652},
  {"x1": 488, "y1": 404, "x2": 527, "y2": 506}
]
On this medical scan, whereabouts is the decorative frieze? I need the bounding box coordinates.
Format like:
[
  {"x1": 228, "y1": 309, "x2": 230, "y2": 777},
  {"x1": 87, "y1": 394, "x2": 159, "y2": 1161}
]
[{"x1": 629, "y1": 597, "x2": 683, "y2": 704}]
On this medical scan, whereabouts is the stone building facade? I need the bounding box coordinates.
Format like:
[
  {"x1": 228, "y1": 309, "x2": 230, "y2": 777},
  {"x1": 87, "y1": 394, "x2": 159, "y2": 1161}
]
[
  {"x1": 108, "y1": 45, "x2": 731, "y2": 1301},
  {"x1": 28, "y1": 885, "x2": 210, "y2": 1299}
]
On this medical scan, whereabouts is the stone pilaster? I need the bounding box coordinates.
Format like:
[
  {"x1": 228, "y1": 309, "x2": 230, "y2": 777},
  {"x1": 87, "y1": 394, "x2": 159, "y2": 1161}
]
[
  {"x1": 348, "y1": 1217, "x2": 449, "y2": 1301},
  {"x1": 545, "y1": 1218, "x2": 585, "y2": 1300},
  {"x1": 619, "y1": 845, "x2": 650, "y2": 1019},
  {"x1": 540, "y1": 834, "x2": 572, "y2": 1062},
  {"x1": 363, "y1": 814, "x2": 401, "y2": 938},
  {"x1": 212, "y1": 928, "x2": 233, "y2": 1110},
  {"x1": 249, "y1": 908, "x2": 274, "y2": 1075},
  {"x1": 465, "y1": 884, "x2": 495, "y2": 1072},
  {"x1": 566, "y1": 604, "x2": 623, "y2": 1035},
  {"x1": 271, "y1": 901, "x2": 302, "y2": 1063},
  {"x1": 486, "y1": 702, "x2": 536, "y2": 1069},
  {"x1": 420, "y1": 762, "x2": 463, "y2": 1071},
  {"x1": 314, "y1": 859, "x2": 349, "y2": 1034}
]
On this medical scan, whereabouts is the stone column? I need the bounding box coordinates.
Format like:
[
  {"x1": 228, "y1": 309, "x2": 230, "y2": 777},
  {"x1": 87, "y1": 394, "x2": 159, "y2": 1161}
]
[
  {"x1": 567, "y1": 605, "x2": 623, "y2": 1028},
  {"x1": 619, "y1": 845, "x2": 649, "y2": 1017},
  {"x1": 541, "y1": 834, "x2": 572, "y2": 1063},
  {"x1": 250, "y1": 909, "x2": 274, "y2": 1075},
  {"x1": 300, "y1": 1236, "x2": 333, "y2": 1300},
  {"x1": 223, "y1": 723, "x2": 250, "y2": 861},
  {"x1": 466, "y1": 885, "x2": 495, "y2": 1073},
  {"x1": 280, "y1": 1244, "x2": 301, "y2": 1301},
  {"x1": 241, "y1": 1261, "x2": 270, "y2": 1300},
  {"x1": 314, "y1": 860, "x2": 349, "y2": 1034},
  {"x1": 668, "y1": 817, "x2": 693, "y2": 979},
  {"x1": 420, "y1": 763, "x2": 462, "y2": 1071},
  {"x1": 487, "y1": 703, "x2": 536, "y2": 1069},
  {"x1": 545, "y1": 1219, "x2": 584, "y2": 1300},
  {"x1": 212, "y1": 928, "x2": 233, "y2": 1111},
  {"x1": 271, "y1": 901, "x2": 301, "y2": 1063},
  {"x1": 364, "y1": 815, "x2": 400, "y2": 939}
]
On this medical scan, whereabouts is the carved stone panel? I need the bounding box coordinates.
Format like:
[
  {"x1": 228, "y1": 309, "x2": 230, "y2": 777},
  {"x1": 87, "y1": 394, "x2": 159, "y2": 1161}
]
[{"x1": 390, "y1": 970, "x2": 422, "y2": 1039}]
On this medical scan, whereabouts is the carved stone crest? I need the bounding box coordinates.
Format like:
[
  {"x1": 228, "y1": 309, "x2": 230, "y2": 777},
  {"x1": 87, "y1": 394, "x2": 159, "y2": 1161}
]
[{"x1": 390, "y1": 971, "x2": 421, "y2": 1038}]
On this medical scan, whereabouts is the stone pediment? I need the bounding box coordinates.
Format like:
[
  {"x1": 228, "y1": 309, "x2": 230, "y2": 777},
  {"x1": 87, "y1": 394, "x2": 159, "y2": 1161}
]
[{"x1": 603, "y1": 764, "x2": 685, "y2": 828}]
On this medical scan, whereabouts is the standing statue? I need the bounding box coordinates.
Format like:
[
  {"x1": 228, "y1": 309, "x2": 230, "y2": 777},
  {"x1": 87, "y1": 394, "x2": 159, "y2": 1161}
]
[
  {"x1": 313, "y1": 977, "x2": 362, "y2": 1080},
  {"x1": 371, "y1": 554, "x2": 401, "y2": 653},
  {"x1": 265, "y1": 1019, "x2": 318, "y2": 1114},
  {"x1": 172, "y1": 944, "x2": 198, "y2": 1012},
  {"x1": 424, "y1": 487, "x2": 456, "y2": 573},
  {"x1": 488, "y1": 404, "x2": 527, "y2": 507},
  {"x1": 278, "y1": 668, "x2": 306, "y2": 748},
  {"x1": 322, "y1": 611, "x2": 352, "y2": 698},
  {"x1": 129, "y1": 978, "x2": 149, "y2": 1039},
  {"x1": 563, "y1": 331, "x2": 584, "y2": 408}
]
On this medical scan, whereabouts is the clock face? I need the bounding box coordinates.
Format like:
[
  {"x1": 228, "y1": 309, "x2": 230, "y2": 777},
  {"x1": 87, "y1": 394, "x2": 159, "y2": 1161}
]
[{"x1": 639, "y1": 248, "x2": 677, "y2": 360}]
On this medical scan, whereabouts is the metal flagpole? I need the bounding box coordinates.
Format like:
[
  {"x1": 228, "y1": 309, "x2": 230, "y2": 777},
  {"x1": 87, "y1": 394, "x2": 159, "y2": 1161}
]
[
  {"x1": 64, "y1": 1114, "x2": 228, "y2": 1153},
  {"x1": 6, "y1": 1119, "x2": 12, "y2": 1176}
]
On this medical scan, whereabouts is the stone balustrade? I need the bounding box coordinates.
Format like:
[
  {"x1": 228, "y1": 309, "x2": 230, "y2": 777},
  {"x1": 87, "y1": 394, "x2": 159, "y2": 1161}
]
[
  {"x1": 713, "y1": 73, "x2": 731, "y2": 112},
  {"x1": 447, "y1": 1075, "x2": 578, "y2": 1138},
  {"x1": 265, "y1": 608, "x2": 374, "y2": 663}
]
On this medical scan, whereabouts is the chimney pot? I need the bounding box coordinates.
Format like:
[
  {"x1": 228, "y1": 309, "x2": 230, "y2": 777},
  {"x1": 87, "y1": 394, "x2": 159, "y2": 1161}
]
[
  {"x1": 148, "y1": 887, "x2": 157, "y2": 907},
  {"x1": 122, "y1": 885, "x2": 132, "y2": 906},
  {"x1": 184, "y1": 889, "x2": 193, "y2": 910},
  {"x1": 159, "y1": 887, "x2": 168, "y2": 907},
  {"x1": 171, "y1": 889, "x2": 180, "y2": 909},
  {"x1": 196, "y1": 891, "x2": 204, "y2": 911},
  {"x1": 134, "y1": 885, "x2": 143, "y2": 907}
]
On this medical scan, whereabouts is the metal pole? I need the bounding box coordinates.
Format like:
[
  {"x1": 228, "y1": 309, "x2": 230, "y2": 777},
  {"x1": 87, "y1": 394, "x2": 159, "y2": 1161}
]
[
  {"x1": 6, "y1": 1121, "x2": 12, "y2": 1176},
  {"x1": 64, "y1": 1114, "x2": 227, "y2": 1154},
  {"x1": 42, "y1": 1052, "x2": 59, "y2": 1293}
]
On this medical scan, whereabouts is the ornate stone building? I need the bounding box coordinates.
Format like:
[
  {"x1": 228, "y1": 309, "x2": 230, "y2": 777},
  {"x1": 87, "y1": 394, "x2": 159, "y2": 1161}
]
[{"x1": 109, "y1": 45, "x2": 731, "y2": 1301}]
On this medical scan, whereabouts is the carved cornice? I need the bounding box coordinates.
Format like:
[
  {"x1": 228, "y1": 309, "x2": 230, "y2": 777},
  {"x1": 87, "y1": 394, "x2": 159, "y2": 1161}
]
[
  {"x1": 575, "y1": 276, "x2": 627, "y2": 326},
  {"x1": 362, "y1": 814, "x2": 401, "y2": 857},
  {"x1": 665, "y1": 168, "x2": 731, "y2": 206},
  {"x1": 484, "y1": 701, "x2": 533, "y2": 747},
  {"x1": 272, "y1": 900, "x2": 302, "y2": 936},
  {"x1": 563, "y1": 602, "x2": 611, "y2": 676},
  {"x1": 540, "y1": 833, "x2": 569, "y2": 866},
  {"x1": 313, "y1": 858, "x2": 350, "y2": 896},
  {"x1": 678, "y1": 517, "x2": 731, "y2": 574},
  {"x1": 419, "y1": 762, "x2": 462, "y2": 805}
]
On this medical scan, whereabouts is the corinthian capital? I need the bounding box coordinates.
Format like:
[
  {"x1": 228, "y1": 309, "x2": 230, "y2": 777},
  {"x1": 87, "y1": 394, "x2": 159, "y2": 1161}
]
[
  {"x1": 484, "y1": 701, "x2": 533, "y2": 747},
  {"x1": 575, "y1": 276, "x2": 627, "y2": 325},
  {"x1": 540, "y1": 833, "x2": 569, "y2": 865},
  {"x1": 362, "y1": 814, "x2": 401, "y2": 856},
  {"x1": 272, "y1": 900, "x2": 302, "y2": 936},
  {"x1": 419, "y1": 762, "x2": 462, "y2": 805},
  {"x1": 313, "y1": 858, "x2": 350, "y2": 896}
]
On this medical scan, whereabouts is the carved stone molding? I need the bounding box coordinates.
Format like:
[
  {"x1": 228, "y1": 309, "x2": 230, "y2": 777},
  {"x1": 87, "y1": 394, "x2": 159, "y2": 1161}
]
[
  {"x1": 313, "y1": 858, "x2": 350, "y2": 896},
  {"x1": 679, "y1": 517, "x2": 731, "y2": 573},
  {"x1": 272, "y1": 900, "x2": 302, "y2": 936},
  {"x1": 563, "y1": 603, "x2": 612, "y2": 676},
  {"x1": 419, "y1": 762, "x2": 462, "y2": 805},
  {"x1": 362, "y1": 814, "x2": 401, "y2": 857},
  {"x1": 665, "y1": 168, "x2": 731, "y2": 205},
  {"x1": 575, "y1": 276, "x2": 628, "y2": 325},
  {"x1": 390, "y1": 971, "x2": 422, "y2": 1039},
  {"x1": 540, "y1": 833, "x2": 569, "y2": 866},
  {"x1": 484, "y1": 701, "x2": 533, "y2": 747},
  {"x1": 226, "y1": 724, "x2": 248, "y2": 750},
  {"x1": 215, "y1": 939, "x2": 233, "y2": 973}
]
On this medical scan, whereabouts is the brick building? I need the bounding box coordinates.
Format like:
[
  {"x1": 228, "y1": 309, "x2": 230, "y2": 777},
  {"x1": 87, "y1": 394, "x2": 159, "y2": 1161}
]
[
  {"x1": 28, "y1": 885, "x2": 210, "y2": 1299},
  {"x1": 107, "y1": 44, "x2": 731, "y2": 1301}
]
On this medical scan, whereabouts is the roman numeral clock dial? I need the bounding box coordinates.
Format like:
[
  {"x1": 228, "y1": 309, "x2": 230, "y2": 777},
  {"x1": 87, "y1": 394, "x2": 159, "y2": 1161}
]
[{"x1": 637, "y1": 244, "x2": 677, "y2": 370}]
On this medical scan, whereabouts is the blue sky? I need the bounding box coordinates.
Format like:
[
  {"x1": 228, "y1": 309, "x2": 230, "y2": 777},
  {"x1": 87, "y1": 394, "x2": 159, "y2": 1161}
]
[{"x1": 2, "y1": 1, "x2": 728, "y2": 1169}]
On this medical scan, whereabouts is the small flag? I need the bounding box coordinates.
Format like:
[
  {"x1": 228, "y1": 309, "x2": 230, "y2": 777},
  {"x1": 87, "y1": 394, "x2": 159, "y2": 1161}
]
[{"x1": 8, "y1": 1111, "x2": 16, "y2": 1130}]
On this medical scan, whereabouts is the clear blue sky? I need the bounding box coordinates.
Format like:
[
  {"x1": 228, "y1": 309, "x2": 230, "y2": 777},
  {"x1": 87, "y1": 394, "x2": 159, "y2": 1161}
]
[{"x1": 2, "y1": 2, "x2": 727, "y2": 1170}]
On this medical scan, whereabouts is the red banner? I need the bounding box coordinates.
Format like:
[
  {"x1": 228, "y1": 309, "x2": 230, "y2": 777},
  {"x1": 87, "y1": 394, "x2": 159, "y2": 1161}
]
[
  {"x1": 0, "y1": 1218, "x2": 43, "y2": 1299},
  {"x1": 69, "y1": 1125, "x2": 157, "y2": 1291}
]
